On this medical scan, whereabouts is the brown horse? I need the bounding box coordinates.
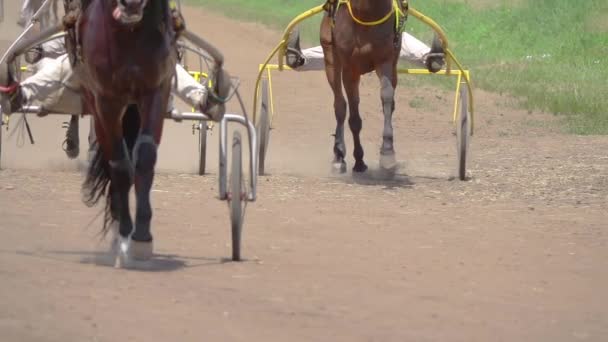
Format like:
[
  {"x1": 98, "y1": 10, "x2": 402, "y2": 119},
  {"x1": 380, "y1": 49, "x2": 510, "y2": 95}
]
[
  {"x1": 77, "y1": 0, "x2": 179, "y2": 263},
  {"x1": 321, "y1": 0, "x2": 410, "y2": 174}
]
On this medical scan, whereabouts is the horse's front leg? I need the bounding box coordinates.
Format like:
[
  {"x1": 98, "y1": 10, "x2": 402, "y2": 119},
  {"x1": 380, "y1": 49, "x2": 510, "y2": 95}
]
[
  {"x1": 322, "y1": 29, "x2": 347, "y2": 172},
  {"x1": 95, "y1": 99, "x2": 134, "y2": 244},
  {"x1": 131, "y1": 87, "x2": 169, "y2": 259},
  {"x1": 376, "y1": 62, "x2": 398, "y2": 171},
  {"x1": 342, "y1": 66, "x2": 367, "y2": 172}
]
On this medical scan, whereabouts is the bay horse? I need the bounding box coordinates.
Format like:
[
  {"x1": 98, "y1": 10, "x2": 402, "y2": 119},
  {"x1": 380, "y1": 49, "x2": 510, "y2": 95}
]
[
  {"x1": 77, "y1": 0, "x2": 179, "y2": 263},
  {"x1": 321, "y1": 0, "x2": 409, "y2": 174}
]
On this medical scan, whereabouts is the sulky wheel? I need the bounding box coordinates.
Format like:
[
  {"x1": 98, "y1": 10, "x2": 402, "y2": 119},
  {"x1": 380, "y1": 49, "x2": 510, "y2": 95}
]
[
  {"x1": 257, "y1": 78, "x2": 271, "y2": 175},
  {"x1": 229, "y1": 131, "x2": 245, "y2": 261},
  {"x1": 456, "y1": 84, "x2": 472, "y2": 181},
  {"x1": 198, "y1": 121, "x2": 207, "y2": 175}
]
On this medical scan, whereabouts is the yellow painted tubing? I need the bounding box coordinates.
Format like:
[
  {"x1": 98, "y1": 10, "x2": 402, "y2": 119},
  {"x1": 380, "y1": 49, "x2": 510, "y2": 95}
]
[
  {"x1": 408, "y1": 7, "x2": 475, "y2": 133},
  {"x1": 264, "y1": 65, "x2": 473, "y2": 134},
  {"x1": 253, "y1": 4, "x2": 475, "y2": 133},
  {"x1": 253, "y1": 5, "x2": 325, "y2": 123},
  {"x1": 277, "y1": 5, "x2": 325, "y2": 72},
  {"x1": 446, "y1": 48, "x2": 475, "y2": 134}
]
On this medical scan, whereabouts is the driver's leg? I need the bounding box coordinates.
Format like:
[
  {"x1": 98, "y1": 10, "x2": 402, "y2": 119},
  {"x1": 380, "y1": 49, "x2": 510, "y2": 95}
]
[
  {"x1": 20, "y1": 55, "x2": 83, "y2": 114},
  {"x1": 400, "y1": 32, "x2": 431, "y2": 67},
  {"x1": 1, "y1": 54, "x2": 84, "y2": 158},
  {"x1": 400, "y1": 33, "x2": 445, "y2": 72},
  {"x1": 172, "y1": 63, "x2": 208, "y2": 113}
]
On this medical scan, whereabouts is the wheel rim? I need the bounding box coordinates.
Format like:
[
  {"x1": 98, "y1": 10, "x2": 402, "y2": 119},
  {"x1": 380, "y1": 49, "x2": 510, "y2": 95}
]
[
  {"x1": 198, "y1": 122, "x2": 207, "y2": 175},
  {"x1": 457, "y1": 85, "x2": 471, "y2": 180},
  {"x1": 258, "y1": 79, "x2": 271, "y2": 175},
  {"x1": 230, "y1": 131, "x2": 243, "y2": 261}
]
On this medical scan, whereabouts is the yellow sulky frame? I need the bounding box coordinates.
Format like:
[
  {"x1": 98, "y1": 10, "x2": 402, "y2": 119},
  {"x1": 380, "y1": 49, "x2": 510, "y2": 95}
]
[{"x1": 253, "y1": 4, "x2": 475, "y2": 135}]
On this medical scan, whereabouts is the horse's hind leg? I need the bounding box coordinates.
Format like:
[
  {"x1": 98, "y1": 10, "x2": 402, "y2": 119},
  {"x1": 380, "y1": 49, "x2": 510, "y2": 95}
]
[
  {"x1": 329, "y1": 68, "x2": 347, "y2": 174},
  {"x1": 342, "y1": 67, "x2": 367, "y2": 172},
  {"x1": 322, "y1": 34, "x2": 347, "y2": 172},
  {"x1": 376, "y1": 62, "x2": 398, "y2": 171}
]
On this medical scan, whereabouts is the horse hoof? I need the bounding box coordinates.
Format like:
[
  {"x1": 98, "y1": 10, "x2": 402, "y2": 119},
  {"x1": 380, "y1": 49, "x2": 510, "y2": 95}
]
[
  {"x1": 332, "y1": 161, "x2": 347, "y2": 174},
  {"x1": 129, "y1": 240, "x2": 153, "y2": 261},
  {"x1": 112, "y1": 236, "x2": 131, "y2": 268},
  {"x1": 379, "y1": 153, "x2": 398, "y2": 171},
  {"x1": 353, "y1": 162, "x2": 368, "y2": 173}
]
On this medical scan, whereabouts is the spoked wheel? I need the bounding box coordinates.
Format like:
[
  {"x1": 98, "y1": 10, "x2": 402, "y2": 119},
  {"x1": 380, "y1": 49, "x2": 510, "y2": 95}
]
[
  {"x1": 198, "y1": 121, "x2": 207, "y2": 175},
  {"x1": 456, "y1": 84, "x2": 472, "y2": 181},
  {"x1": 257, "y1": 78, "x2": 271, "y2": 175},
  {"x1": 229, "y1": 131, "x2": 245, "y2": 261}
]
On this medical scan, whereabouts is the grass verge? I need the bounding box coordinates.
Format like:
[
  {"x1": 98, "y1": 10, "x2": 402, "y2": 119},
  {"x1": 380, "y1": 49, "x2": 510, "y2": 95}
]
[{"x1": 187, "y1": 0, "x2": 607, "y2": 134}]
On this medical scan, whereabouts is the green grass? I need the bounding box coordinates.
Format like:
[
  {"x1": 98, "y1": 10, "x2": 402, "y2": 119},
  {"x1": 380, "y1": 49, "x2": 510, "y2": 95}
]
[{"x1": 187, "y1": 0, "x2": 608, "y2": 134}]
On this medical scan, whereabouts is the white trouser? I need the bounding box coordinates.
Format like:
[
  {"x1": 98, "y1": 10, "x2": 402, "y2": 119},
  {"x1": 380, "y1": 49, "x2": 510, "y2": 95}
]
[
  {"x1": 21, "y1": 55, "x2": 82, "y2": 114},
  {"x1": 295, "y1": 32, "x2": 431, "y2": 71},
  {"x1": 21, "y1": 54, "x2": 208, "y2": 114}
]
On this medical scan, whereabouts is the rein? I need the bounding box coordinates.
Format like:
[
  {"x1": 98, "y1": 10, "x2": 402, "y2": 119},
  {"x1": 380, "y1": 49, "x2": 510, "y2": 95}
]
[
  {"x1": 0, "y1": 83, "x2": 19, "y2": 93},
  {"x1": 337, "y1": 0, "x2": 406, "y2": 30}
]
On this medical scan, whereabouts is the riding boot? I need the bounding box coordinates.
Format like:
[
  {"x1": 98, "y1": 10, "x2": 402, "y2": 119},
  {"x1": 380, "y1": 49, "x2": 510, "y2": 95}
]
[
  {"x1": 424, "y1": 35, "x2": 446, "y2": 73},
  {"x1": 25, "y1": 46, "x2": 44, "y2": 65},
  {"x1": 285, "y1": 28, "x2": 306, "y2": 69}
]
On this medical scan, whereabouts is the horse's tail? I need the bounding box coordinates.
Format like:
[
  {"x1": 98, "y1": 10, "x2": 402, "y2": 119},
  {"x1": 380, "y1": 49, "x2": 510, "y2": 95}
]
[
  {"x1": 82, "y1": 138, "x2": 114, "y2": 236},
  {"x1": 82, "y1": 105, "x2": 141, "y2": 236}
]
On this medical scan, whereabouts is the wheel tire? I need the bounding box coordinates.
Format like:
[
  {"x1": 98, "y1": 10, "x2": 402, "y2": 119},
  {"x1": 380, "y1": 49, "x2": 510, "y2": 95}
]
[
  {"x1": 257, "y1": 78, "x2": 271, "y2": 175},
  {"x1": 198, "y1": 122, "x2": 207, "y2": 175},
  {"x1": 230, "y1": 131, "x2": 243, "y2": 261},
  {"x1": 456, "y1": 85, "x2": 471, "y2": 181}
]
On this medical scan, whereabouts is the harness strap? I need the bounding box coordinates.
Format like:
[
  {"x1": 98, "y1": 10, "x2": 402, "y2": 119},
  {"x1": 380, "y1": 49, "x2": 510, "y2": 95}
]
[
  {"x1": 336, "y1": 0, "x2": 406, "y2": 29},
  {"x1": 0, "y1": 83, "x2": 19, "y2": 94}
]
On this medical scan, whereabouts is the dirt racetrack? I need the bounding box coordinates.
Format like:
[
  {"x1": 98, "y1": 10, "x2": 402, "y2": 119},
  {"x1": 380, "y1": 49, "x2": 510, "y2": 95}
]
[{"x1": 1, "y1": 3, "x2": 607, "y2": 342}]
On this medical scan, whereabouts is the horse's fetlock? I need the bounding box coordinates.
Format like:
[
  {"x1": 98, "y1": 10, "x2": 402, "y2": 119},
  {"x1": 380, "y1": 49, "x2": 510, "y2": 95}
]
[
  {"x1": 136, "y1": 209, "x2": 153, "y2": 225},
  {"x1": 334, "y1": 143, "x2": 346, "y2": 158}
]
